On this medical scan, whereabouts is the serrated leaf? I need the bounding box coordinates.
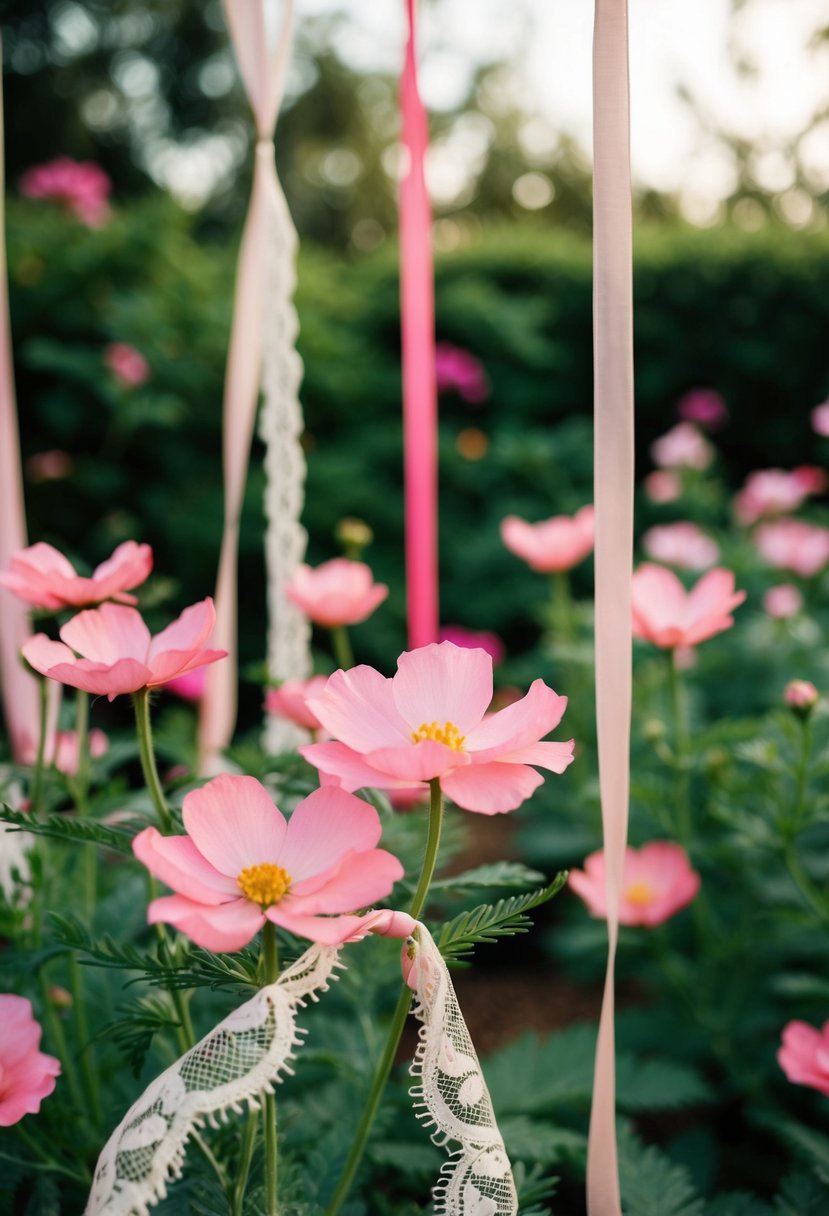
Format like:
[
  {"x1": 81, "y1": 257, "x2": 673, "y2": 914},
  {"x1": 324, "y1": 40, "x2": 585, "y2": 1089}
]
[
  {"x1": 436, "y1": 874, "x2": 568, "y2": 961},
  {"x1": 499, "y1": 1115, "x2": 586, "y2": 1165},
  {"x1": 616, "y1": 1055, "x2": 711, "y2": 1112},
  {"x1": 706, "y1": 1193, "x2": 773, "y2": 1216},
  {"x1": 104, "y1": 996, "x2": 182, "y2": 1077},
  {"x1": 618, "y1": 1122, "x2": 704, "y2": 1216},
  {"x1": 774, "y1": 1170, "x2": 829, "y2": 1214},
  {"x1": 772, "y1": 1120, "x2": 829, "y2": 1186}
]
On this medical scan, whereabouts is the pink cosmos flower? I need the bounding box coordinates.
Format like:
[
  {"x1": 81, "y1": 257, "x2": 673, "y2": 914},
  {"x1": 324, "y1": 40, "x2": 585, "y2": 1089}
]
[
  {"x1": 438, "y1": 626, "x2": 504, "y2": 666},
  {"x1": 20, "y1": 728, "x2": 108, "y2": 777},
  {"x1": 650, "y1": 423, "x2": 714, "y2": 471},
  {"x1": 778, "y1": 1019, "x2": 829, "y2": 1097},
  {"x1": 733, "y1": 467, "x2": 827, "y2": 526},
  {"x1": 784, "y1": 679, "x2": 818, "y2": 712},
  {"x1": 500, "y1": 506, "x2": 594, "y2": 574},
  {"x1": 104, "y1": 342, "x2": 151, "y2": 388},
  {"x1": 22, "y1": 599, "x2": 226, "y2": 701},
  {"x1": 285, "y1": 559, "x2": 388, "y2": 628},
  {"x1": 568, "y1": 843, "x2": 701, "y2": 927},
  {"x1": 643, "y1": 470, "x2": 681, "y2": 504},
  {"x1": 19, "y1": 158, "x2": 111, "y2": 227},
  {"x1": 764, "y1": 584, "x2": 803, "y2": 619},
  {"x1": 434, "y1": 343, "x2": 489, "y2": 404},
  {"x1": 264, "y1": 676, "x2": 331, "y2": 732},
  {"x1": 812, "y1": 401, "x2": 829, "y2": 437},
  {"x1": 165, "y1": 668, "x2": 207, "y2": 702},
  {"x1": 25, "y1": 451, "x2": 74, "y2": 483},
  {"x1": 676, "y1": 388, "x2": 728, "y2": 430},
  {"x1": 754, "y1": 520, "x2": 829, "y2": 578},
  {"x1": 641, "y1": 522, "x2": 719, "y2": 571},
  {"x1": 301, "y1": 641, "x2": 574, "y2": 815},
  {"x1": 0, "y1": 996, "x2": 61, "y2": 1126},
  {"x1": 0, "y1": 541, "x2": 152, "y2": 612},
  {"x1": 631, "y1": 564, "x2": 746, "y2": 649},
  {"x1": 132, "y1": 774, "x2": 404, "y2": 951}
]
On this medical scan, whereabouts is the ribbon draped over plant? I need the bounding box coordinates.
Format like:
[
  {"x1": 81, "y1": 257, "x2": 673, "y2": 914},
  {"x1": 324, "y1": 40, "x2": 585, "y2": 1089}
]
[
  {"x1": 199, "y1": 0, "x2": 310, "y2": 770},
  {"x1": 588, "y1": 1, "x2": 634, "y2": 1213},
  {"x1": 84, "y1": 921, "x2": 517, "y2": 1216}
]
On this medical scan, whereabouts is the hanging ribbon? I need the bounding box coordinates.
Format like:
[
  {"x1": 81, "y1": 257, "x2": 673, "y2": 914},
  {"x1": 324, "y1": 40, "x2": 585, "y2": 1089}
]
[
  {"x1": 0, "y1": 39, "x2": 39, "y2": 762},
  {"x1": 588, "y1": 2, "x2": 634, "y2": 1214},
  {"x1": 85, "y1": 917, "x2": 517, "y2": 1216},
  {"x1": 199, "y1": 0, "x2": 309, "y2": 771},
  {"x1": 400, "y1": 0, "x2": 439, "y2": 651}
]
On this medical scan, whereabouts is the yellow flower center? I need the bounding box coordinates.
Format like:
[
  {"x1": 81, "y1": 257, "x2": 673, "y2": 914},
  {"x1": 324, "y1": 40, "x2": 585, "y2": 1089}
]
[
  {"x1": 410, "y1": 720, "x2": 466, "y2": 751},
  {"x1": 624, "y1": 880, "x2": 655, "y2": 907},
  {"x1": 237, "y1": 863, "x2": 292, "y2": 908}
]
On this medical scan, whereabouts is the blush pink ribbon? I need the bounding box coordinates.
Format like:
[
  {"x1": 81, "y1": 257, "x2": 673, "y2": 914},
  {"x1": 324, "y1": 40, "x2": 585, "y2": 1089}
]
[
  {"x1": 400, "y1": 0, "x2": 439, "y2": 650},
  {"x1": 0, "y1": 55, "x2": 39, "y2": 761},
  {"x1": 199, "y1": 0, "x2": 295, "y2": 770},
  {"x1": 588, "y1": 1, "x2": 633, "y2": 1213}
]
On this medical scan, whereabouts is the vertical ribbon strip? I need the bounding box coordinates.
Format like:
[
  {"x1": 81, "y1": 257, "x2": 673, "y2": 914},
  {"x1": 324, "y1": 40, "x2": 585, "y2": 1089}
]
[
  {"x1": 199, "y1": 0, "x2": 308, "y2": 770},
  {"x1": 400, "y1": 0, "x2": 439, "y2": 650},
  {"x1": 0, "y1": 43, "x2": 39, "y2": 761},
  {"x1": 588, "y1": 2, "x2": 634, "y2": 1213}
]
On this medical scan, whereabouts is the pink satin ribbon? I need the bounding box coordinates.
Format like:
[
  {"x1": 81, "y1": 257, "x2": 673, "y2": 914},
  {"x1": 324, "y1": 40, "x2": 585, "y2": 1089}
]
[
  {"x1": 199, "y1": 0, "x2": 294, "y2": 770},
  {"x1": 588, "y1": 2, "x2": 633, "y2": 1213},
  {"x1": 0, "y1": 48, "x2": 39, "y2": 761},
  {"x1": 400, "y1": 0, "x2": 439, "y2": 650}
]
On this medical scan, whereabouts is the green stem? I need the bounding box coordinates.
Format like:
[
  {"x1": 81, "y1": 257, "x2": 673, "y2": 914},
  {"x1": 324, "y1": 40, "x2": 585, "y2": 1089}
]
[
  {"x1": 37, "y1": 969, "x2": 85, "y2": 1115},
  {"x1": 323, "y1": 779, "x2": 444, "y2": 1216},
  {"x1": 232, "y1": 1109, "x2": 259, "y2": 1216},
  {"x1": 783, "y1": 838, "x2": 829, "y2": 925},
  {"x1": 551, "y1": 571, "x2": 574, "y2": 648},
  {"x1": 29, "y1": 675, "x2": 50, "y2": 816},
  {"x1": 330, "y1": 625, "x2": 354, "y2": 671},
  {"x1": 69, "y1": 953, "x2": 103, "y2": 1128},
  {"x1": 791, "y1": 716, "x2": 811, "y2": 835},
  {"x1": 262, "y1": 922, "x2": 280, "y2": 1216},
  {"x1": 667, "y1": 650, "x2": 692, "y2": 848},
  {"x1": 132, "y1": 688, "x2": 172, "y2": 832},
  {"x1": 12, "y1": 1122, "x2": 91, "y2": 1184}
]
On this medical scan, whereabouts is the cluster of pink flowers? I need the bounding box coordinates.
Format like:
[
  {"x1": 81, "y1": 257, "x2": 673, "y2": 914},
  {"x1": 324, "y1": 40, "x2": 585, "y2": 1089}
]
[
  {"x1": 733, "y1": 466, "x2": 826, "y2": 526},
  {"x1": 20, "y1": 158, "x2": 112, "y2": 227},
  {"x1": 754, "y1": 519, "x2": 829, "y2": 578}
]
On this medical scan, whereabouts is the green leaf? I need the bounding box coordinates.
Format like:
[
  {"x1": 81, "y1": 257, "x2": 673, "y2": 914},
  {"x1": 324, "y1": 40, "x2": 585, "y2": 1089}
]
[
  {"x1": 0, "y1": 805, "x2": 137, "y2": 854},
  {"x1": 618, "y1": 1122, "x2": 704, "y2": 1216},
  {"x1": 425, "y1": 861, "x2": 546, "y2": 892},
  {"x1": 499, "y1": 1115, "x2": 586, "y2": 1165},
  {"x1": 771, "y1": 1120, "x2": 829, "y2": 1186},
  {"x1": 104, "y1": 995, "x2": 183, "y2": 1077},
  {"x1": 615, "y1": 1055, "x2": 712, "y2": 1112},
  {"x1": 706, "y1": 1193, "x2": 773, "y2": 1216},
  {"x1": 774, "y1": 1171, "x2": 829, "y2": 1214},
  {"x1": 435, "y1": 873, "x2": 568, "y2": 962}
]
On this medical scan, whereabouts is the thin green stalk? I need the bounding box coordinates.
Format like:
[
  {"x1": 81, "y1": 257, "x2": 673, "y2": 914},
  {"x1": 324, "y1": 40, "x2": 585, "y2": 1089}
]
[
  {"x1": 69, "y1": 953, "x2": 103, "y2": 1127},
  {"x1": 323, "y1": 779, "x2": 444, "y2": 1216},
  {"x1": 12, "y1": 1122, "x2": 90, "y2": 1184},
  {"x1": 262, "y1": 922, "x2": 280, "y2": 1216},
  {"x1": 29, "y1": 675, "x2": 50, "y2": 816},
  {"x1": 781, "y1": 715, "x2": 828, "y2": 923},
  {"x1": 232, "y1": 1108, "x2": 259, "y2": 1216},
  {"x1": 667, "y1": 650, "x2": 692, "y2": 848},
  {"x1": 132, "y1": 687, "x2": 172, "y2": 832},
  {"x1": 551, "y1": 571, "x2": 574, "y2": 648},
  {"x1": 330, "y1": 625, "x2": 354, "y2": 671},
  {"x1": 37, "y1": 969, "x2": 85, "y2": 1115}
]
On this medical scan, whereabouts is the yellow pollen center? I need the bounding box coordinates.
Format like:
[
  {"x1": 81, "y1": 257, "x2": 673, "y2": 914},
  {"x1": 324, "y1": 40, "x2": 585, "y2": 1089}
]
[
  {"x1": 624, "y1": 881, "x2": 655, "y2": 907},
  {"x1": 410, "y1": 720, "x2": 466, "y2": 750},
  {"x1": 237, "y1": 863, "x2": 292, "y2": 908}
]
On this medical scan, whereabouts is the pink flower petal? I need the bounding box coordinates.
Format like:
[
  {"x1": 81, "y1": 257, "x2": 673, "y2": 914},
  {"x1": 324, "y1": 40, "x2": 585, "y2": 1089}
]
[
  {"x1": 132, "y1": 827, "x2": 239, "y2": 905},
  {"x1": 307, "y1": 665, "x2": 410, "y2": 752},
  {"x1": 286, "y1": 848, "x2": 403, "y2": 914},
  {"x1": 279, "y1": 786, "x2": 382, "y2": 880},
  {"x1": 391, "y1": 641, "x2": 493, "y2": 734},
  {"x1": 498, "y1": 739, "x2": 575, "y2": 773},
  {"x1": 441, "y1": 761, "x2": 544, "y2": 814},
  {"x1": 148, "y1": 894, "x2": 265, "y2": 953},
  {"x1": 265, "y1": 906, "x2": 374, "y2": 946},
  {"x1": 148, "y1": 599, "x2": 215, "y2": 664},
  {"x1": 22, "y1": 635, "x2": 77, "y2": 673},
  {"x1": 61, "y1": 603, "x2": 150, "y2": 664},
  {"x1": 300, "y1": 741, "x2": 424, "y2": 792},
  {"x1": 465, "y1": 679, "x2": 567, "y2": 758},
  {"x1": 147, "y1": 647, "x2": 226, "y2": 687},
  {"x1": 181, "y1": 774, "x2": 287, "y2": 877},
  {"x1": 366, "y1": 739, "x2": 470, "y2": 782}
]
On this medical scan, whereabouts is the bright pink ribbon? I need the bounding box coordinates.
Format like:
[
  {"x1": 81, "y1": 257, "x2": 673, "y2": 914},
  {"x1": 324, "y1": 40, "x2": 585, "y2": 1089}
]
[
  {"x1": 0, "y1": 50, "x2": 39, "y2": 761},
  {"x1": 199, "y1": 0, "x2": 294, "y2": 770},
  {"x1": 400, "y1": 0, "x2": 439, "y2": 651},
  {"x1": 588, "y1": 1, "x2": 633, "y2": 1213}
]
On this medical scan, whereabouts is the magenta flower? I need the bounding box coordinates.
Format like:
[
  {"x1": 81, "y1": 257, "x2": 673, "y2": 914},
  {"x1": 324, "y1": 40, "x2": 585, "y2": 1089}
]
[
  {"x1": 631, "y1": 564, "x2": 746, "y2": 650},
  {"x1": 501, "y1": 506, "x2": 594, "y2": 574},
  {"x1": 104, "y1": 342, "x2": 151, "y2": 388},
  {"x1": 132, "y1": 774, "x2": 404, "y2": 951},
  {"x1": 0, "y1": 996, "x2": 61, "y2": 1126},
  {"x1": 21, "y1": 728, "x2": 108, "y2": 777},
  {"x1": 650, "y1": 422, "x2": 714, "y2": 471},
  {"x1": 778, "y1": 1020, "x2": 829, "y2": 1097},
  {"x1": 733, "y1": 467, "x2": 826, "y2": 526},
  {"x1": 643, "y1": 470, "x2": 681, "y2": 504},
  {"x1": 19, "y1": 158, "x2": 111, "y2": 227},
  {"x1": 438, "y1": 626, "x2": 504, "y2": 665},
  {"x1": 641, "y1": 522, "x2": 719, "y2": 571},
  {"x1": 754, "y1": 520, "x2": 829, "y2": 578},
  {"x1": 0, "y1": 541, "x2": 152, "y2": 612},
  {"x1": 285, "y1": 559, "x2": 388, "y2": 628},
  {"x1": 264, "y1": 676, "x2": 330, "y2": 732},
  {"x1": 434, "y1": 343, "x2": 489, "y2": 404},
  {"x1": 676, "y1": 387, "x2": 728, "y2": 430},
  {"x1": 568, "y1": 843, "x2": 700, "y2": 927},
  {"x1": 763, "y1": 584, "x2": 803, "y2": 620},
  {"x1": 22, "y1": 599, "x2": 226, "y2": 701},
  {"x1": 301, "y1": 641, "x2": 574, "y2": 815}
]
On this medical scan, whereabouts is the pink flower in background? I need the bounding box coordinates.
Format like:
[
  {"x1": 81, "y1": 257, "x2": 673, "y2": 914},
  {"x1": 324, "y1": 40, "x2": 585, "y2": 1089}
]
[
  {"x1": 631, "y1": 564, "x2": 746, "y2": 649},
  {"x1": 784, "y1": 679, "x2": 818, "y2": 712},
  {"x1": 733, "y1": 467, "x2": 827, "y2": 525},
  {"x1": 763, "y1": 584, "x2": 803, "y2": 619},
  {"x1": 165, "y1": 668, "x2": 207, "y2": 702},
  {"x1": 812, "y1": 400, "x2": 829, "y2": 437},
  {"x1": 676, "y1": 387, "x2": 729, "y2": 430},
  {"x1": 25, "y1": 451, "x2": 74, "y2": 483},
  {"x1": 0, "y1": 541, "x2": 152, "y2": 612},
  {"x1": 302, "y1": 641, "x2": 574, "y2": 815},
  {"x1": 264, "y1": 676, "x2": 330, "y2": 732},
  {"x1": 22, "y1": 599, "x2": 226, "y2": 701},
  {"x1": 500, "y1": 506, "x2": 594, "y2": 573},
  {"x1": 20, "y1": 158, "x2": 111, "y2": 227},
  {"x1": 778, "y1": 1020, "x2": 829, "y2": 1097},
  {"x1": 568, "y1": 843, "x2": 700, "y2": 927},
  {"x1": 438, "y1": 626, "x2": 504, "y2": 665},
  {"x1": 754, "y1": 520, "x2": 829, "y2": 577},
  {"x1": 104, "y1": 343, "x2": 151, "y2": 388},
  {"x1": 434, "y1": 343, "x2": 489, "y2": 404},
  {"x1": 0, "y1": 996, "x2": 61, "y2": 1126},
  {"x1": 650, "y1": 422, "x2": 714, "y2": 471},
  {"x1": 285, "y1": 559, "x2": 388, "y2": 628},
  {"x1": 643, "y1": 470, "x2": 681, "y2": 504},
  {"x1": 133, "y1": 774, "x2": 404, "y2": 951},
  {"x1": 641, "y1": 522, "x2": 719, "y2": 570},
  {"x1": 21, "y1": 729, "x2": 109, "y2": 777}
]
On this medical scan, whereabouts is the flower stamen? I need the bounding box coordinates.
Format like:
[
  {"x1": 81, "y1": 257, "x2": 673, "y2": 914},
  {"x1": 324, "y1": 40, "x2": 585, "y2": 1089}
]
[
  {"x1": 237, "y1": 863, "x2": 292, "y2": 907},
  {"x1": 410, "y1": 720, "x2": 466, "y2": 751},
  {"x1": 624, "y1": 880, "x2": 655, "y2": 907}
]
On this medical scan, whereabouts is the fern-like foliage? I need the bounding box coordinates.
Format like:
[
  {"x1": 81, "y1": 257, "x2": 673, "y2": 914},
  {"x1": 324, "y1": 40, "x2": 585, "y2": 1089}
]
[
  {"x1": 104, "y1": 995, "x2": 184, "y2": 1077},
  {"x1": 774, "y1": 1171, "x2": 829, "y2": 1214},
  {"x1": 435, "y1": 872, "x2": 568, "y2": 962},
  {"x1": 425, "y1": 861, "x2": 546, "y2": 893},
  {"x1": 0, "y1": 804, "x2": 137, "y2": 854},
  {"x1": 617, "y1": 1121, "x2": 704, "y2": 1216}
]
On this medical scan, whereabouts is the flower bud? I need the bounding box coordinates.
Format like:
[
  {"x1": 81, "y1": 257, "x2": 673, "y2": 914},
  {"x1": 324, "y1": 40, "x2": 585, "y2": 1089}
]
[
  {"x1": 784, "y1": 679, "x2": 818, "y2": 716},
  {"x1": 335, "y1": 517, "x2": 373, "y2": 558},
  {"x1": 48, "y1": 985, "x2": 73, "y2": 1011}
]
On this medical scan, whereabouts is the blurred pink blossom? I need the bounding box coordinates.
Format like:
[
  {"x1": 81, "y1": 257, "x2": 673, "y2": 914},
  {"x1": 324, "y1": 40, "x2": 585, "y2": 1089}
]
[
  {"x1": 784, "y1": 679, "x2": 818, "y2": 712},
  {"x1": 285, "y1": 559, "x2": 388, "y2": 629},
  {"x1": 733, "y1": 467, "x2": 827, "y2": 525},
  {"x1": 641, "y1": 522, "x2": 719, "y2": 570},
  {"x1": 500, "y1": 506, "x2": 594, "y2": 573},
  {"x1": 0, "y1": 995, "x2": 61, "y2": 1126},
  {"x1": 438, "y1": 625, "x2": 504, "y2": 665},
  {"x1": 754, "y1": 520, "x2": 829, "y2": 577},
  {"x1": 632, "y1": 564, "x2": 746, "y2": 650},
  {"x1": 434, "y1": 343, "x2": 489, "y2": 404},
  {"x1": 763, "y1": 584, "x2": 803, "y2": 619},
  {"x1": 165, "y1": 668, "x2": 207, "y2": 702},
  {"x1": 264, "y1": 676, "x2": 330, "y2": 732},
  {"x1": 676, "y1": 387, "x2": 728, "y2": 430},
  {"x1": 19, "y1": 158, "x2": 111, "y2": 227},
  {"x1": 811, "y1": 400, "x2": 829, "y2": 437},
  {"x1": 25, "y1": 451, "x2": 74, "y2": 483},
  {"x1": 778, "y1": 1019, "x2": 829, "y2": 1096},
  {"x1": 104, "y1": 343, "x2": 151, "y2": 388},
  {"x1": 643, "y1": 470, "x2": 681, "y2": 504},
  {"x1": 650, "y1": 423, "x2": 714, "y2": 471},
  {"x1": 0, "y1": 541, "x2": 152, "y2": 611},
  {"x1": 568, "y1": 842, "x2": 701, "y2": 926},
  {"x1": 20, "y1": 728, "x2": 108, "y2": 777}
]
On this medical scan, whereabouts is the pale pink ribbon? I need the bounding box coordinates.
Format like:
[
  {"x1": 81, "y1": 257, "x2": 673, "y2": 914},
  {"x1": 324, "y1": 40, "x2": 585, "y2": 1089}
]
[
  {"x1": 588, "y1": 1, "x2": 633, "y2": 1213},
  {"x1": 400, "y1": 0, "x2": 439, "y2": 650},
  {"x1": 0, "y1": 46, "x2": 39, "y2": 761},
  {"x1": 199, "y1": 0, "x2": 295, "y2": 770}
]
